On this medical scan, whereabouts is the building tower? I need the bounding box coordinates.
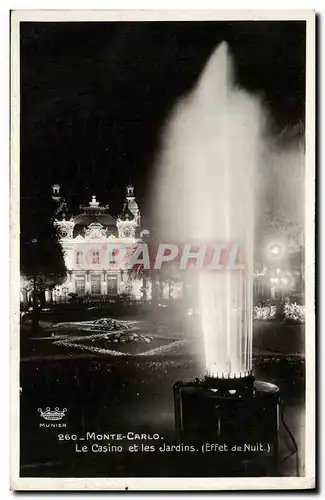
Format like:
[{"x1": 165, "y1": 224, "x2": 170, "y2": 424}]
[{"x1": 117, "y1": 185, "x2": 140, "y2": 239}]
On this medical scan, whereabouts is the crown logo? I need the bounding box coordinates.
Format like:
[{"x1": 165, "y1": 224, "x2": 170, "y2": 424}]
[{"x1": 38, "y1": 407, "x2": 67, "y2": 421}]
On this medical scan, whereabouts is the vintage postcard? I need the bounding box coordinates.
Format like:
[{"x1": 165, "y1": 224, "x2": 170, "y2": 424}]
[{"x1": 10, "y1": 10, "x2": 315, "y2": 490}]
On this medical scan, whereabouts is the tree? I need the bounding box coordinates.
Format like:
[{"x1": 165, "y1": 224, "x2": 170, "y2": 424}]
[{"x1": 20, "y1": 193, "x2": 67, "y2": 331}]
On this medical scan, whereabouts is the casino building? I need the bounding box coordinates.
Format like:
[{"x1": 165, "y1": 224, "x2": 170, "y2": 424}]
[
  {"x1": 20, "y1": 185, "x2": 302, "y2": 306},
  {"x1": 50, "y1": 184, "x2": 152, "y2": 302}
]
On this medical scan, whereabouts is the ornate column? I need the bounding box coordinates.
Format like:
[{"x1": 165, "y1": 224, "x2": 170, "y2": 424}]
[
  {"x1": 168, "y1": 279, "x2": 173, "y2": 301},
  {"x1": 151, "y1": 270, "x2": 159, "y2": 306},
  {"x1": 85, "y1": 270, "x2": 91, "y2": 294},
  {"x1": 68, "y1": 270, "x2": 74, "y2": 293}
]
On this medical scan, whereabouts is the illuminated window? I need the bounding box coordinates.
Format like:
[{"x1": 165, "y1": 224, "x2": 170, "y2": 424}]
[
  {"x1": 75, "y1": 276, "x2": 85, "y2": 294},
  {"x1": 92, "y1": 251, "x2": 100, "y2": 264},
  {"x1": 107, "y1": 276, "x2": 117, "y2": 294}
]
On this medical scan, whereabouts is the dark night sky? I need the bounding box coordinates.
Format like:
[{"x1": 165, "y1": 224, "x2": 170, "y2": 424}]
[{"x1": 20, "y1": 21, "x2": 306, "y2": 219}]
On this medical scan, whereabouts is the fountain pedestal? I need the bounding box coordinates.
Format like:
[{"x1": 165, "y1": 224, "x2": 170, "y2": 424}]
[{"x1": 173, "y1": 378, "x2": 280, "y2": 476}]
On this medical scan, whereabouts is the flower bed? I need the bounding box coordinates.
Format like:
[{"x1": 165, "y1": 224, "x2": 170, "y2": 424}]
[
  {"x1": 253, "y1": 305, "x2": 277, "y2": 321},
  {"x1": 283, "y1": 302, "x2": 305, "y2": 323},
  {"x1": 90, "y1": 318, "x2": 132, "y2": 331}
]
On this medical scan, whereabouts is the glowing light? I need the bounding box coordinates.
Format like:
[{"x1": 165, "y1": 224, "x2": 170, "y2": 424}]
[
  {"x1": 270, "y1": 270, "x2": 293, "y2": 289},
  {"x1": 271, "y1": 245, "x2": 280, "y2": 255},
  {"x1": 265, "y1": 239, "x2": 287, "y2": 262}
]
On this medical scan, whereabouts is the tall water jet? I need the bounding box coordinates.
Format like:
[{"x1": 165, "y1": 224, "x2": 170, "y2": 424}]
[
  {"x1": 154, "y1": 44, "x2": 289, "y2": 475},
  {"x1": 154, "y1": 42, "x2": 264, "y2": 378}
]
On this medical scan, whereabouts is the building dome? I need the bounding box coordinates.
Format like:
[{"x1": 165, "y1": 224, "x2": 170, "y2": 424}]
[{"x1": 73, "y1": 214, "x2": 118, "y2": 237}]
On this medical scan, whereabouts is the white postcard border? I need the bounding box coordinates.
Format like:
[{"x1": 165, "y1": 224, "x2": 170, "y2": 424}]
[{"x1": 10, "y1": 9, "x2": 316, "y2": 491}]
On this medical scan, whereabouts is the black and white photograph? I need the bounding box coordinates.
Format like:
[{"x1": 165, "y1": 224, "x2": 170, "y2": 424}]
[{"x1": 10, "y1": 10, "x2": 315, "y2": 490}]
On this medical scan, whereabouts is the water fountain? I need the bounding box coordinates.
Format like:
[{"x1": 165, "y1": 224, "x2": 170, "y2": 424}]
[
  {"x1": 154, "y1": 42, "x2": 261, "y2": 377},
  {"x1": 153, "y1": 42, "x2": 286, "y2": 475}
]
